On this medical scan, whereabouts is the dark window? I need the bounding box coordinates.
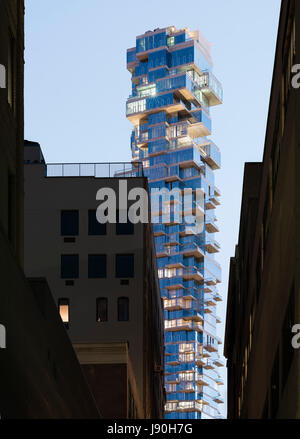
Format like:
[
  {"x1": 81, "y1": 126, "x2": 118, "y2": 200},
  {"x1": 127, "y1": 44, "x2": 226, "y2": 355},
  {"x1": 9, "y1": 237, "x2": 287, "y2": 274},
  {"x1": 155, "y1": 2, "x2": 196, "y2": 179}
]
[
  {"x1": 118, "y1": 297, "x2": 129, "y2": 321},
  {"x1": 89, "y1": 209, "x2": 106, "y2": 235},
  {"x1": 116, "y1": 254, "x2": 134, "y2": 278},
  {"x1": 88, "y1": 254, "x2": 107, "y2": 278},
  {"x1": 61, "y1": 254, "x2": 79, "y2": 279},
  {"x1": 116, "y1": 209, "x2": 134, "y2": 235},
  {"x1": 58, "y1": 298, "x2": 69, "y2": 328},
  {"x1": 61, "y1": 210, "x2": 79, "y2": 236},
  {"x1": 96, "y1": 298, "x2": 108, "y2": 322}
]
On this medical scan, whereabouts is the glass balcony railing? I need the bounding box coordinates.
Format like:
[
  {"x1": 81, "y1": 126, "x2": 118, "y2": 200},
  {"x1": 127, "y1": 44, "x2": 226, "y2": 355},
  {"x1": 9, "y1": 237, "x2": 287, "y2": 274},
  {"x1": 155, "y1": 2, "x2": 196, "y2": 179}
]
[
  {"x1": 45, "y1": 162, "x2": 144, "y2": 178},
  {"x1": 202, "y1": 140, "x2": 221, "y2": 170},
  {"x1": 200, "y1": 72, "x2": 223, "y2": 104}
]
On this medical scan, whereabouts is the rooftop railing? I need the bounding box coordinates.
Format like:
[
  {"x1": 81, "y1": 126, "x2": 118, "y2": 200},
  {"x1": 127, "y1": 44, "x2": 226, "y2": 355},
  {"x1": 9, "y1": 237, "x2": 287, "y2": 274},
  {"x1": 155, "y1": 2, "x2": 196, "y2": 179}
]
[{"x1": 45, "y1": 162, "x2": 144, "y2": 178}]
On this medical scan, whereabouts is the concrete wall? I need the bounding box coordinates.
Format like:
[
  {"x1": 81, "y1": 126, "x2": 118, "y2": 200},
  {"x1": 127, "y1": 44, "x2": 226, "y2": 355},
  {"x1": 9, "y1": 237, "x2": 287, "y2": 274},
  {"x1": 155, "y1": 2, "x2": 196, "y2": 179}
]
[
  {"x1": 0, "y1": 231, "x2": 100, "y2": 418},
  {"x1": 24, "y1": 161, "x2": 165, "y2": 417}
]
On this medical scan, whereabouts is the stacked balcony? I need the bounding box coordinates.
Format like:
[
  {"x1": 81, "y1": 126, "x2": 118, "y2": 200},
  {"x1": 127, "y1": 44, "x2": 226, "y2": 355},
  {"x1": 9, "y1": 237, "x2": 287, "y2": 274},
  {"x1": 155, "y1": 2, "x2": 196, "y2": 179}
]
[{"x1": 127, "y1": 27, "x2": 223, "y2": 419}]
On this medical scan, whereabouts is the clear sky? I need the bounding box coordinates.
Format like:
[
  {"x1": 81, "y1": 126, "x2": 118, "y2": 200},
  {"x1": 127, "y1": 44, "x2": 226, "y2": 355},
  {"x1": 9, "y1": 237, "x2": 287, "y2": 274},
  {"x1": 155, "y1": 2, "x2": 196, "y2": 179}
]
[{"x1": 24, "y1": 0, "x2": 282, "y2": 417}]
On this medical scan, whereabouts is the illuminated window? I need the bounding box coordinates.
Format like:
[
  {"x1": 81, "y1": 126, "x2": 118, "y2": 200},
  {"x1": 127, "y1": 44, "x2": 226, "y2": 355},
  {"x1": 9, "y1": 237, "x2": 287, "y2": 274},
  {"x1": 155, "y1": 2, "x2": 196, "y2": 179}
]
[
  {"x1": 58, "y1": 298, "x2": 69, "y2": 328},
  {"x1": 126, "y1": 99, "x2": 146, "y2": 115},
  {"x1": 96, "y1": 298, "x2": 108, "y2": 322},
  {"x1": 138, "y1": 84, "x2": 156, "y2": 98},
  {"x1": 167, "y1": 36, "x2": 175, "y2": 47}
]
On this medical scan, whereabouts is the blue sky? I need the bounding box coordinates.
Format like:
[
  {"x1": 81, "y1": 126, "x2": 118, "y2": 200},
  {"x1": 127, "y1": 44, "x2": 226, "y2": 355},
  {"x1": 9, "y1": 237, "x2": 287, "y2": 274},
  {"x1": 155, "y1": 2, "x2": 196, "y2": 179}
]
[{"x1": 24, "y1": 0, "x2": 282, "y2": 416}]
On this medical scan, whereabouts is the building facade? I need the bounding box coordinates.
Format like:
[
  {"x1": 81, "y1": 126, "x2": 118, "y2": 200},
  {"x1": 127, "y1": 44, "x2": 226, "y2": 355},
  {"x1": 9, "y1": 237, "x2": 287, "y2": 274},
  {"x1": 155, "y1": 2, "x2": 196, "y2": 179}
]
[
  {"x1": 126, "y1": 27, "x2": 224, "y2": 419},
  {"x1": 0, "y1": 0, "x2": 24, "y2": 268},
  {"x1": 224, "y1": 0, "x2": 300, "y2": 418},
  {"x1": 24, "y1": 141, "x2": 165, "y2": 419},
  {"x1": 0, "y1": 2, "x2": 100, "y2": 418}
]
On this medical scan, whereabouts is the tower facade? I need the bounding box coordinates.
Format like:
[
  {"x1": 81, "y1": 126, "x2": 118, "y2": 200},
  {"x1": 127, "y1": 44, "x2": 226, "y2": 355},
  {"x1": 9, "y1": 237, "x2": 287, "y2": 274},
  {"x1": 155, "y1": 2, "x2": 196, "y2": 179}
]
[{"x1": 126, "y1": 26, "x2": 223, "y2": 419}]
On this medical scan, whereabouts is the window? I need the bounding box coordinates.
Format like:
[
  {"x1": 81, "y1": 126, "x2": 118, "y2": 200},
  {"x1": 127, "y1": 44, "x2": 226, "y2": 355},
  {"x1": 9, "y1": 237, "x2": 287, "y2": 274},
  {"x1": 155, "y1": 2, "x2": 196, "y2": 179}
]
[
  {"x1": 61, "y1": 255, "x2": 79, "y2": 279},
  {"x1": 96, "y1": 298, "x2": 108, "y2": 322},
  {"x1": 88, "y1": 210, "x2": 106, "y2": 235},
  {"x1": 118, "y1": 297, "x2": 129, "y2": 321},
  {"x1": 58, "y1": 298, "x2": 69, "y2": 327},
  {"x1": 88, "y1": 254, "x2": 106, "y2": 278},
  {"x1": 61, "y1": 210, "x2": 79, "y2": 236},
  {"x1": 116, "y1": 210, "x2": 134, "y2": 235},
  {"x1": 116, "y1": 254, "x2": 134, "y2": 278}
]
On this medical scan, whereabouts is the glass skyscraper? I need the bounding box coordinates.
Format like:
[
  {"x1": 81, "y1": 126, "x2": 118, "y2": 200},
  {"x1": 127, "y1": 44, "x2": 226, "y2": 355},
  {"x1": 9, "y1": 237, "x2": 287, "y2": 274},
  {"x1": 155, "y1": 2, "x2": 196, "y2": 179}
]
[{"x1": 126, "y1": 26, "x2": 223, "y2": 419}]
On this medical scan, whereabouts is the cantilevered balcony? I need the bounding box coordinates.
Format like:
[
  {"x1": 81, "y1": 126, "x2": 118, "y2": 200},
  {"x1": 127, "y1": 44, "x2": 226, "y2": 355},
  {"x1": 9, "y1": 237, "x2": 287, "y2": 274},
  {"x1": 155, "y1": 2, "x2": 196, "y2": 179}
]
[
  {"x1": 203, "y1": 343, "x2": 218, "y2": 353},
  {"x1": 182, "y1": 242, "x2": 205, "y2": 258},
  {"x1": 126, "y1": 92, "x2": 198, "y2": 125},
  {"x1": 164, "y1": 298, "x2": 187, "y2": 311},
  {"x1": 165, "y1": 319, "x2": 193, "y2": 331},
  {"x1": 182, "y1": 266, "x2": 204, "y2": 282},
  {"x1": 206, "y1": 237, "x2": 221, "y2": 254},
  {"x1": 195, "y1": 374, "x2": 209, "y2": 386},
  {"x1": 197, "y1": 72, "x2": 223, "y2": 106},
  {"x1": 205, "y1": 215, "x2": 219, "y2": 233},
  {"x1": 165, "y1": 374, "x2": 180, "y2": 384},
  {"x1": 213, "y1": 394, "x2": 224, "y2": 404},
  {"x1": 165, "y1": 401, "x2": 206, "y2": 413},
  {"x1": 201, "y1": 140, "x2": 221, "y2": 170},
  {"x1": 213, "y1": 292, "x2": 222, "y2": 302},
  {"x1": 214, "y1": 358, "x2": 224, "y2": 367}
]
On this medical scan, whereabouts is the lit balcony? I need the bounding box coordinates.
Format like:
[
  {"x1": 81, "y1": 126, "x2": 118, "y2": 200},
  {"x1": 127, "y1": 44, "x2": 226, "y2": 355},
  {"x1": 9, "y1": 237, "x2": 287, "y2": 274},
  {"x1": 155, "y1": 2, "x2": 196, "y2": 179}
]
[
  {"x1": 198, "y1": 72, "x2": 223, "y2": 106},
  {"x1": 192, "y1": 321, "x2": 204, "y2": 332},
  {"x1": 176, "y1": 401, "x2": 206, "y2": 413},
  {"x1": 164, "y1": 298, "x2": 186, "y2": 311},
  {"x1": 165, "y1": 319, "x2": 193, "y2": 331}
]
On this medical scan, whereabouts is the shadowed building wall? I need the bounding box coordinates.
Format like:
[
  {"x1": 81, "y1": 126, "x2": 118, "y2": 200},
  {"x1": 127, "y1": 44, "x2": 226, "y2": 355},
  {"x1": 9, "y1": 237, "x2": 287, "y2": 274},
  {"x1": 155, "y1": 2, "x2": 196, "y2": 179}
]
[{"x1": 224, "y1": 0, "x2": 300, "y2": 419}]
